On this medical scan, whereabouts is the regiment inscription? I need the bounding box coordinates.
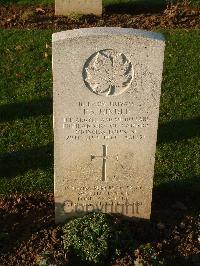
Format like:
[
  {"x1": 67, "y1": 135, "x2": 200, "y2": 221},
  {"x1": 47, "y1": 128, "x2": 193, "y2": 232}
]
[{"x1": 63, "y1": 101, "x2": 149, "y2": 141}]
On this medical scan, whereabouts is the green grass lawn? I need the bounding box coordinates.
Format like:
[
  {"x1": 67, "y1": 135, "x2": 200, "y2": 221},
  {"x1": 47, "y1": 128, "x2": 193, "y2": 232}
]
[
  {"x1": 0, "y1": 30, "x2": 53, "y2": 193},
  {"x1": 0, "y1": 29, "x2": 200, "y2": 196},
  {"x1": 155, "y1": 29, "x2": 200, "y2": 200}
]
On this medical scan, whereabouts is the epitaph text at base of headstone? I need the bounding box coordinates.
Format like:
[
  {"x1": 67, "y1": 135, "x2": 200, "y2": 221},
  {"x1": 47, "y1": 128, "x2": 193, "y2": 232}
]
[
  {"x1": 53, "y1": 28, "x2": 165, "y2": 223},
  {"x1": 55, "y1": 0, "x2": 102, "y2": 16}
]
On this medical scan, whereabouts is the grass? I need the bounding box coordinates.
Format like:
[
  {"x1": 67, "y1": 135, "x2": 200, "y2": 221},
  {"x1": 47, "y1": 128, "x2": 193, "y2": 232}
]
[
  {"x1": 104, "y1": 0, "x2": 200, "y2": 13},
  {"x1": 0, "y1": 0, "x2": 199, "y2": 7},
  {"x1": 0, "y1": 0, "x2": 52, "y2": 4},
  {"x1": 0, "y1": 29, "x2": 200, "y2": 195},
  {"x1": 155, "y1": 29, "x2": 200, "y2": 198},
  {"x1": 0, "y1": 30, "x2": 53, "y2": 193},
  {"x1": 105, "y1": 0, "x2": 166, "y2": 8}
]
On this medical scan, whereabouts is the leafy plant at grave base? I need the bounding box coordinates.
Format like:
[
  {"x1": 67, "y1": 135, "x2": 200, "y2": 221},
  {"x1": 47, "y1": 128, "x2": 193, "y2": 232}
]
[
  {"x1": 66, "y1": 12, "x2": 84, "y2": 21},
  {"x1": 62, "y1": 212, "x2": 136, "y2": 264},
  {"x1": 36, "y1": 251, "x2": 57, "y2": 266},
  {"x1": 134, "y1": 243, "x2": 165, "y2": 266}
]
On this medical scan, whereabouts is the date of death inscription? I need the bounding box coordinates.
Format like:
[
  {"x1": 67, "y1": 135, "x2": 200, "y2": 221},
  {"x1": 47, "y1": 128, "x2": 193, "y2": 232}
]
[{"x1": 62, "y1": 101, "x2": 149, "y2": 141}]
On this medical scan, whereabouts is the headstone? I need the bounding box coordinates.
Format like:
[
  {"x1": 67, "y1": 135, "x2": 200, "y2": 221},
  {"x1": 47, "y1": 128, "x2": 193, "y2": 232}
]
[
  {"x1": 55, "y1": 0, "x2": 102, "y2": 16},
  {"x1": 53, "y1": 28, "x2": 165, "y2": 223}
]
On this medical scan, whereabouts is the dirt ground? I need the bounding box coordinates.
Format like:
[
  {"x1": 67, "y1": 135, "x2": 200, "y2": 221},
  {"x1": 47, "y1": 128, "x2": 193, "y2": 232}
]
[
  {"x1": 0, "y1": 3, "x2": 199, "y2": 30},
  {"x1": 0, "y1": 189, "x2": 199, "y2": 265}
]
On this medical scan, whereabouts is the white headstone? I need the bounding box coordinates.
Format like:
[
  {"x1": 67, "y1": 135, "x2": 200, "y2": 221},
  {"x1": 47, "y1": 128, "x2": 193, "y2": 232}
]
[
  {"x1": 55, "y1": 0, "x2": 102, "y2": 16},
  {"x1": 53, "y1": 28, "x2": 165, "y2": 223}
]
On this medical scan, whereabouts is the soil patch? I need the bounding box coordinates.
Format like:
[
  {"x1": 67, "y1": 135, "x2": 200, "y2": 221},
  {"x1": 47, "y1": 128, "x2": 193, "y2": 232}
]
[
  {"x1": 0, "y1": 191, "x2": 199, "y2": 265},
  {"x1": 0, "y1": 3, "x2": 199, "y2": 30}
]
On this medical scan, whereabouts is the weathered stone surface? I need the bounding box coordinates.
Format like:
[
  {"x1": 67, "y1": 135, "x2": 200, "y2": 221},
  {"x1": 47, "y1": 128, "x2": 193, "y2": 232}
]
[
  {"x1": 53, "y1": 28, "x2": 165, "y2": 223},
  {"x1": 55, "y1": 0, "x2": 102, "y2": 16}
]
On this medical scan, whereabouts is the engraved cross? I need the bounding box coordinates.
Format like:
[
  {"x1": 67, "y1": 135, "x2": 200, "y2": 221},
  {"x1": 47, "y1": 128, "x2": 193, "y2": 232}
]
[{"x1": 91, "y1": 145, "x2": 108, "y2": 182}]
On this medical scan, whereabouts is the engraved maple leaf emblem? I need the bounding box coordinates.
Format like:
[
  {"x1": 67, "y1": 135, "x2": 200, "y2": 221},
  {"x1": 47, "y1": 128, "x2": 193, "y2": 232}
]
[{"x1": 83, "y1": 49, "x2": 133, "y2": 96}]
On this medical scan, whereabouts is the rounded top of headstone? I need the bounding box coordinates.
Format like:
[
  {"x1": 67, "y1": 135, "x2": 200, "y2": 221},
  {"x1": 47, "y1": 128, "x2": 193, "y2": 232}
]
[{"x1": 52, "y1": 27, "x2": 165, "y2": 43}]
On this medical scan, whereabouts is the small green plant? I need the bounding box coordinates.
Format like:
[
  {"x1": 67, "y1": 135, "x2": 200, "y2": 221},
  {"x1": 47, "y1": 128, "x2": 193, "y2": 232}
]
[
  {"x1": 62, "y1": 212, "x2": 136, "y2": 264},
  {"x1": 21, "y1": 10, "x2": 36, "y2": 22},
  {"x1": 67, "y1": 12, "x2": 84, "y2": 21},
  {"x1": 135, "y1": 243, "x2": 165, "y2": 265}
]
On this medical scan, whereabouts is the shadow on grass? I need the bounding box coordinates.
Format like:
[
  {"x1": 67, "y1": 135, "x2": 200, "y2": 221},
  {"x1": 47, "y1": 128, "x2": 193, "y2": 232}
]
[
  {"x1": 157, "y1": 117, "x2": 200, "y2": 143},
  {"x1": 0, "y1": 97, "x2": 52, "y2": 122},
  {"x1": 0, "y1": 0, "x2": 53, "y2": 5},
  {"x1": 0, "y1": 96, "x2": 199, "y2": 179},
  {"x1": 104, "y1": 0, "x2": 166, "y2": 14},
  {"x1": 0, "y1": 143, "x2": 53, "y2": 178},
  {"x1": 1, "y1": 0, "x2": 21, "y2": 3},
  {"x1": 152, "y1": 175, "x2": 200, "y2": 223},
  {"x1": 0, "y1": 99, "x2": 199, "y2": 141}
]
